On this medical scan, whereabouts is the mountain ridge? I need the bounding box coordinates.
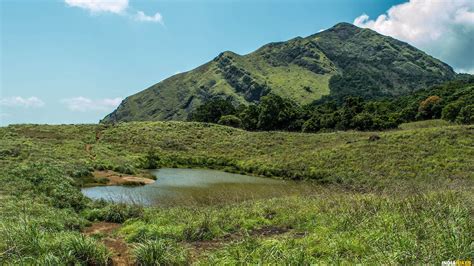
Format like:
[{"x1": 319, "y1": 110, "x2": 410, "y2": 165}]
[{"x1": 102, "y1": 22, "x2": 455, "y2": 123}]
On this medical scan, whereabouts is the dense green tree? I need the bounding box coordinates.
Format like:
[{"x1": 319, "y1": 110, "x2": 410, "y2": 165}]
[
  {"x1": 302, "y1": 116, "x2": 321, "y2": 133},
  {"x1": 351, "y1": 112, "x2": 374, "y2": 131},
  {"x1": 417, "y1": 95, "x2": 443, "y2": 120},
  {"x1": 257, "y1": 94, "x2": 301, "y2": 130},
  {"x1": 239, "y1": 104, "x2": 259, "y2": 130},
  {"x1": 442, "y1": 102, "x2": 463, "y2": 122},
  {"x1": 190, "y1": 98, "x2": 236, "y2": 123},
  {"x1": 188, "y1": 78, "x2": 473, "y2": 133},
  {"x1": 456, "y1": 105, "x2": 474, "y2": 124}
]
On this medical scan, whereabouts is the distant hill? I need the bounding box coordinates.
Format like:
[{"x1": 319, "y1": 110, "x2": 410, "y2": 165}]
[{"x1": 102, "y1": 22, "x2": 455, "y2": 123}]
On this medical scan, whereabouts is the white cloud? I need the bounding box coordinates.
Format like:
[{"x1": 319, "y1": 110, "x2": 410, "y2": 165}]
[
  {"x1": 0, "y1": 96, "x2": 45, "y2": 108},
  {"x1": 65, "y1": 0, "x2": 129, "y2": 14},
  {"x1": 135, "y1": 11, "x2": 164, "y2": 24},
  {"x1": 61, "y1": 97, "x2": 122, "y2": 112},
  {"x1": 354, "y1": 0, "x2": 474, "y2": 72},
  {"x1": 457, "y1": 67, "x2": 474, "y2": 74},
  {"x1": 64, "y1": 0, "x2": 164, "y2": 25}
]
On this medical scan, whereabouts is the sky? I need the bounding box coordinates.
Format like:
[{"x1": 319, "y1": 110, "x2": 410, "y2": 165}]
[{"x1": 1, "y1": 0, "x2": 473, "y2": 126}]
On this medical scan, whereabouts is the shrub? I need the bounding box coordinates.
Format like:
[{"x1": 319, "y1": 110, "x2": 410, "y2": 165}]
[
  {"x1": 441, "y1": 101, "x2": 463, "y2": 122},
  {"x1": 63, "y1": 234, "x2": 111, "y2": 265},
  {"x1": 96, "y1": 177, "x2": 109, "y2": 184},
  {"x1": 417, "y1": 95, "x2": 442, "y2": 120},
  {"x1": 456, "y1": 104, "x2": 474, "y2": 124},
  {"x1": 133, "y1": 240, "x2": 188, "y2": 265},
  {"x1": 71, "y1": 167, "x2": 93, "y2": 178},
  {"x1": 218, "y1": 115, "x2": 242, "y2": 128},
  {"x1": 9, "y1": 164, "x2": 88, "y2": 211},
  {"x1": 113, "y1": 165, "x2": 136, "y2": 175},
  {"x1": 83, "y1": 203, "x2": 144, "y2": 223},
  {"x1": 141, "y1": 149, "x2": 161, "y2": 169},
  {"x1": 351, "y1": 112, "x2": 374, "y2": 131},
  {"x1": 183, "y1": 213, "x2": 217, "y2": 241},
  {"x1": 189, "y1": 98, "x2": 236, "y2": 123},
  {"x1": 302, "y1": 116, "x2": 321, "y2": 132}
]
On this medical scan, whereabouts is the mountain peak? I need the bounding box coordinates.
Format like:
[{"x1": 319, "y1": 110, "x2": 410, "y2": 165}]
[
  {"x1": 331, "y1": 22, "x2": 358, "y2": 29},
  {"x1": 102, "y1": 22, "x2": 455, "y2": 123}
]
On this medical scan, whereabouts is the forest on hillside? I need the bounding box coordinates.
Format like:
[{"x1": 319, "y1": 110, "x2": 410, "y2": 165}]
[{"x1": 189, "y1": 77, "x2": 474, "y2": 132}]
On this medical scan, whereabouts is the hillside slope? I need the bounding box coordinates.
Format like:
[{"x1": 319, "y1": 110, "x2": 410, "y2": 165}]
[
  {"x1": 1, "y1": 121, "x2": 473, "y2": 264},
  {"x1": 102, "y1": 23, "x2": 455, "y2": 123}
]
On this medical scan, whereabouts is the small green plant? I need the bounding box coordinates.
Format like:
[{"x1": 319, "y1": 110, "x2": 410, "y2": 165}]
[
  {"x1": 132, "y1": 240, "x2": 188, "y2": 265},
  {"x1": 142, "y1": 149, "x2": 161, "y2": 169},
  {"x1": 95, "y1": 177, "x2": 109, "y2": 184},
  {"x1": 63, "y1": 234, "x2": 111, "y2": 265},
  {"x1": 82, "y1": 203, "x2": 143, "y2": 223},
  {"x1": 218, "y1": 115, "x2": 242, "y2": 128}
]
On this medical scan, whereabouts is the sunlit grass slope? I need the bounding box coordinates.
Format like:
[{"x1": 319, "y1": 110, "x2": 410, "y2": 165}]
[{"x1": 0, "y1": 121, "x2": 472, "y2": 264}]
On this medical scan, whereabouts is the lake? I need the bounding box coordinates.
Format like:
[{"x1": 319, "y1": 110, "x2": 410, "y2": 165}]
[{"x1": 81, "y1": 168, "x2": 310, "y2": 206}]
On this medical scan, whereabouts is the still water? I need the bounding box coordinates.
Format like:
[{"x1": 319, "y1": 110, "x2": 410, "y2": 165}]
[{"x1": 81, "y1": 168, "x2": 308, "y2": 206}]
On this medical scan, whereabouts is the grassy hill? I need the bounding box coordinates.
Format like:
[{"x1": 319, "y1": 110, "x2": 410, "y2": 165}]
[
  {"x1": 1, "y1": 121, "x2": 473, "y2": 264},
  {"x1": 1, "y1": 121, "x2": 472, "y2": 264},
  {"x1": 102, "y1": 23, "x2": 455, "y2": 123},
  {"x1": 2, "y1": 120, "x2": 472, "y2": 190}
]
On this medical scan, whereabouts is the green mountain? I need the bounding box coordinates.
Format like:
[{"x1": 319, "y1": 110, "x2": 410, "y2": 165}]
[{"x1": 102, "y1": 22, "x2": 455, "y2": 123}]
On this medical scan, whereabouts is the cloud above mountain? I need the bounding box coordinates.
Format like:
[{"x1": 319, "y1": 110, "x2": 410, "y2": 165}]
[
  {"x1": 354, "y1": 0, "x2": 474, "y2": 73},
  {"x1": 61, "y1": 97, "x2": 122, "y2": 112},
  {"x1": 65, "y1": 0, "x2": 164, "y2": 24}
]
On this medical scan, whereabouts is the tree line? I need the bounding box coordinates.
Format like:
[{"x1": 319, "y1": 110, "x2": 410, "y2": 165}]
[{"x1": 188, "y1": 77, "x2": 474, "y2": 132}]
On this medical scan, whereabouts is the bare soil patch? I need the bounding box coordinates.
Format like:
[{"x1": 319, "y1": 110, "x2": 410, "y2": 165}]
[
  {"x1": 83, "y1": 222, "x2": 132, "y2": 266},
  {"x1": 92, "y1": 170, "x2": 155, "y2": 186}
]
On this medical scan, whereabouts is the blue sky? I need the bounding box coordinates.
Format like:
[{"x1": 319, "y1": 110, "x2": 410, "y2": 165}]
[{"x1": 1, "y1": 0, "x2": 473, "y2": 125}]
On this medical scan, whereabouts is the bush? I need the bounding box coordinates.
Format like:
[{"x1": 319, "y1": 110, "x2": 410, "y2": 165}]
[
  {"x1": 218, "y1": 115, "x2": 242, "y2": 128},
  {"x1": 8, "y1": 164, "x2": 88, "y2": 211},
  {"x1": 113, "y1": 165, "x2": 136, "y2": 175},
  {"x1": 96, "y1": 177, "x2": 109, "y2": 184},
  {"x1": 302, "y1": 116, "x2": 321, "y2": 132},
  {"x1": 0, "y1": 221, "x2": 109, "y2": 265},
  {"x1": 71, "y1": 167, "x2": 93, "y2": 178},
  {"x1": 417, "y1": 95, "x2": 442, "y2": 120},
  {"x1": 133, "y1": 240, "x2": 188, "y2": 265},
  {"x1": 63, "y1": 234, "x2": 111, "y2": 265},
  {"x1": 189, "y1": 98, "x2": 236, "y2": 123},
  {"x1": 351, "y1": 112, "x2": 374, "y2": 131},
  {"x1": 456, "y1": 104, "x2": 474, "y2": 124},
  {"x1": 83, "y1": 203, "x2": 144, "y2": 223},
  {"x1": 441, "y1": 101, "x2": 463, "y2": 122},
  {"x1": 182, "y1": 213, "x2": 218, "y2": 241},
  {"x1": 141, "y1": 149, "x2": 161, "y2": 169}
]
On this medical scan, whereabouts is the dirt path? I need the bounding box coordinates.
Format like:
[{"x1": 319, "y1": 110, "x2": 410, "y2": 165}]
[
  {"x1": 83, "y1": 222, "x2": 296, "y2": 264},
  {"x1": 83, "y1": 222, "x2": 132, "y2": 266},
  {"x1": 85, "y1": 144, "x2": 96, "y2": 160}
]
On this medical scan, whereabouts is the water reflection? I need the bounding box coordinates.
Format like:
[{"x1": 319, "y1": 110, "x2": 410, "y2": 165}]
[{"x1": 81, "y1": 168, "x2": 312, "y2": 206}]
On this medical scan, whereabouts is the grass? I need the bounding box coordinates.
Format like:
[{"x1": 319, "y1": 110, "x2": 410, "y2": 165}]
[
  {"x1": 2, "y1": 121, "x2": 472, "y2": 190},
  {"x1": 120, "y1": 191, "x2": 472, "y2": 264},
  {"x1": 0, "y1": 121, "x2": 472, "y2": 264},
  {"x1": 132, "y1": 239, "x2": 188, "y2": 265},
  {"x1": 398, "y1": 119, "x2": 453, "y2": 129}
]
